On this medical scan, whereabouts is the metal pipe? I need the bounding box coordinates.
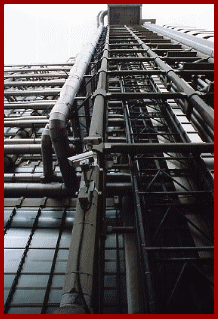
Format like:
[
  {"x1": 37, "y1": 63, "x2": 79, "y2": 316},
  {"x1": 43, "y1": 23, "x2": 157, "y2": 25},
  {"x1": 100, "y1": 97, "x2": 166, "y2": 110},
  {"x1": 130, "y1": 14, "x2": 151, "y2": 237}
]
[
  {"x1": 4, "y1": 172, "x2": 62, "y2": 183},
  {"x1": 4, "y1": 182, "x2": 72, "y2": 197},
  {"x1": 48, "y1": 11, "x2": 107, "y2": 189},
  {"x1": 4, "y1": 97, "x2": 86, "y2": 110},
  {"x1": 104, "y1": 142, "x2": 214, "y2": 154},
  {"x1": 4, "y1": 88, "x2": 61, "y2": 97},
  {"x1": 4, "y1": 66, "x2": 72, "y2": 73},
  {"x1": 56, "y1": 16, "x2": 108, "y2": 315},
  {"x1": 4, "y1": 73, "x2": 68, "y2": 79},
  {"x1": 144, "y1": 24, "x2": 214, "y2": 59},
  {"x1": 4, "y1": 79, "x2": 65, "y2": 88},
  {"x1": 4, "y1": 62, "x2": 74, "y2": 67},
  {"x1": 125, "y1": 26, "x2": 214, "y2": 135},
  {"x1": 41, "y1": 124, "x2": 54, "y2": 182},
  {"x1": 4, "y1": 119, "x2": 49, "y2": 128},
  {"x1": 96, "y1": 10, "x2": 102, "y2": 28},
  {"x1": 4, "y1": 137, "x2": 76, "y2": 144},
  {"x1": 122, "y1": 195, "x2": 143, "y2": 313},
  {"x1": 4, "y1": 116, "x2": 48, "y2": 121},
  {"x1": 4, "y1": 143, "x2": 75, "y2": 154},
  {"x1": 4, "y1": 128, "x2": 32, "y2": 171}
]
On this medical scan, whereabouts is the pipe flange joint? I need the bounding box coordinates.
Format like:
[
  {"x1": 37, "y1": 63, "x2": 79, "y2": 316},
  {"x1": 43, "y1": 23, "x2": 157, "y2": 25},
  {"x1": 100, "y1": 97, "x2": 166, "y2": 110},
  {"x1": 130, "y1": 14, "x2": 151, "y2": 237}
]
[
  {"x1": 187, "y1": 92, "x2": 201, "y2": 100},
  {"x1": 166, "y1": 69, "x2": 175, "y2": 76},
  {"x1": 98, "y1": 68, "x2": 107, "y2": 75},
  {"x1": 92, "y1": 88, "x2": 106, "y2": 99},
  {"x1": 186, "y1": 92, "x2": 201, "y2": 119}
]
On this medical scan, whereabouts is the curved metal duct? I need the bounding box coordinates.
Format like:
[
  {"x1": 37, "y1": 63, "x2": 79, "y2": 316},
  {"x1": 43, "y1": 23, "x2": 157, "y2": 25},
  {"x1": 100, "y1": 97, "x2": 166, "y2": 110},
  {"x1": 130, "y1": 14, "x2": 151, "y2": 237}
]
[
  {"x1": 48, "y1": 10, "x2": 107, "y2": 189},
  {"x1": 41, "y1": 124, "x2": 53, "y2": 182}
]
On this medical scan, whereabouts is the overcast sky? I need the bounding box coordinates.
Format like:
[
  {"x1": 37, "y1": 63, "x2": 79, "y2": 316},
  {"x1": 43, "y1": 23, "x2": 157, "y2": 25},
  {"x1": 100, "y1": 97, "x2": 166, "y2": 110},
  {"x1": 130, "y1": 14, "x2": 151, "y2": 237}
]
[{"x1": 4, "y1": 4, "x2": 214, "y2": 65}]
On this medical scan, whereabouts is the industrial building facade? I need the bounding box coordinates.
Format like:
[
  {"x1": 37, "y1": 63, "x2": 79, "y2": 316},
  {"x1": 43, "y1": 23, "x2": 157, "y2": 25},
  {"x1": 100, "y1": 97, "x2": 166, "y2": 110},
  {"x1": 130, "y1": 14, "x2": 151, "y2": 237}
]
[{"x1": 4, "y1": 4, "x2": 214, "y2": 314}]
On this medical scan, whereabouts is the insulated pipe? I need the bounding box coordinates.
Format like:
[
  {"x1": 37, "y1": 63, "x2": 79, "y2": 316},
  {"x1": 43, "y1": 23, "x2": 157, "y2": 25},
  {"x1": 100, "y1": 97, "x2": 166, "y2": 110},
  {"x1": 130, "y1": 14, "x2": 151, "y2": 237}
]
[
  {"x1": 4, "y1": 88, "x2": 61, "y2": 97},
  {"x1": 96, "y1": 10, "x2": 102, "y2": 27},
  {"x1": 4, "y1": 143, "x2": 75, "y2": 154},
  {"x1": 4, "y1": 173, "x2": 62, "y2": 183},
  {"x1": 4, "y1": 137, "x2": 77, "y2": 144},
  {"x1": 122, "y1": 195, "x2": 143, "y2": 313},
  {"x1": 125, "y1": 26, "x2": 214, "y2": 135},
  {"x1": 4, "y1": 66, "x2": 72, "y2": 73},
  {"x1": 4, "y1": 119, "x2": 49, "y2": 128},
  {"x1": 4, "y1": 116, "x2": 48, "y2": 121},
  {"x1": 144, "y1": 24, "x2": 214, "y2": 59},
  {"x1": 55, "y1": 18, "x2": 109, "y2": 315},
  {"x1": 48, "y1": 10, "x2": 107, "y2": 189},
  {"x1": 4, "y1": 97, "x2": 86, "y2": 110},
  {"x1": 41, "y1": 124, "x2": 54, "y2": 182},
  {"x1": 4, "y1": 79, "x2": 65, "y2": 88},
  {"x1": 4, "y1": 73, "x2": 68, "y2": 79},
  {"x1": 4, "y1": 128, "x2": 32, "y2": 171},
  {"x1": 4, "y1": 183, "x2": 72, "y2": 197}
]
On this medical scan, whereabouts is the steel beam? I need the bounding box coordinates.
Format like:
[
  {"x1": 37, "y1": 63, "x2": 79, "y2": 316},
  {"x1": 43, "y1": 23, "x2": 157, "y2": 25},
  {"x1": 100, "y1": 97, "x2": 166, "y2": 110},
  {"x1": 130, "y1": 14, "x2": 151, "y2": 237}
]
[{"x1": 104, "y1": 142, "x2": 214, "y2": 154}]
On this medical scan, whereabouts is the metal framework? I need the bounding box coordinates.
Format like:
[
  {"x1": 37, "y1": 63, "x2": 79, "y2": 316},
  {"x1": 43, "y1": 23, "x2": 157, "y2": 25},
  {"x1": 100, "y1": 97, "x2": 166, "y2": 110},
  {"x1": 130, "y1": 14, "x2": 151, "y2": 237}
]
[{"x1": 4, "y1": 5, "x2": 214, "y2": 314}]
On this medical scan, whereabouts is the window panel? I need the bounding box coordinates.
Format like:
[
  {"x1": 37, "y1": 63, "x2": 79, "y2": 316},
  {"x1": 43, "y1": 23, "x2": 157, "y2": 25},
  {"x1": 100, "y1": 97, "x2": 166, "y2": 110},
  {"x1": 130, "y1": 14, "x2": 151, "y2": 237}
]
[
  {"x1": 8, "y1": 307, "x2": 42, "y2": 314},
  {"x1": 4, "y1": 229, "x2": 31, "y2": 248},
  {"x1": 30, "y1": 229, "x2": 59, "y2": 248},
  {"x1": 51, "y1": 275, "x2": 65, "y2": 288},
  {"x1": 4, "y1": 249, "x2": 24, "y2": 273},
  {"x1": 11, "y1": 289, "x2": 46, "y2": 305},
  {"x1": 4, "y1": 274, "x2": 15, "y2": 288},
  {"x1": 17, "y1": 275, "x2": 49, "y2": 288},
  {"x1": 48, "y1": 289, "x2": 62, "y2": 304}
]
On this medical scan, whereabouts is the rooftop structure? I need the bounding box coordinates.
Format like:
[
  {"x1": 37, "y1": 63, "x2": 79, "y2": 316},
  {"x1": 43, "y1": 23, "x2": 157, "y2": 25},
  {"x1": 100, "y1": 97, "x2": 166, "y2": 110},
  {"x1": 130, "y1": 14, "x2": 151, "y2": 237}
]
[{"x1": 4, "y1": 4, "x2": 214, "y2": 314}]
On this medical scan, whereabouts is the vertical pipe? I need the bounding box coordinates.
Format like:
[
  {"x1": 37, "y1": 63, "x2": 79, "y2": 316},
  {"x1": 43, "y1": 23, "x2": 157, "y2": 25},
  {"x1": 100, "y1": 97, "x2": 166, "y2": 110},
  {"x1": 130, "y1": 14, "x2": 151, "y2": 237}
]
[
  {"x1": 54, "y1": 16, "x2": 108, "y2": 315},
  {"x1": 122, "y1": 196, "x2": 143, "y2": 313},
  {"x1": 41, "y1": 124, "x2": 53, "y2": 182},
  {"x1": 48, "y1": 12, "x2": 107, "y2": 188}
]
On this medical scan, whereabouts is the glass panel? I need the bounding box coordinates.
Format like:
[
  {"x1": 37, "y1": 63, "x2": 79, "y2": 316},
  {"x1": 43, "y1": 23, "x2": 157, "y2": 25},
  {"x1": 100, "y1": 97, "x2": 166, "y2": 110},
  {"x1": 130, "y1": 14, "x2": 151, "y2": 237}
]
[
  {"x1": 118, "y1": 234, "x2": 123, "y2": 248},
  {"x1": 105, "y1": 249, "x2": 116, "y2": 260},
  {"x1": 48, "y1": 289, "x2": 62, "y2": 304},
  {"x1": 45, "y1": 306, "x2": 59, "y2": 314},
  {"x1": 105, "y1": 261, "x2": 117, "y2": 273},
  {"x1": 56, "y1": 249, "x2": 69, "y2": 261},
  {"x1": 64, "y1": 210, "x2": 75, "y2": 228},
  {"x1": 53, "y1": 261, "x2": 67, "y2": 274},
  {"x1": 8, "y1": 307, "x2": 41, "y2": 314},
  {"x1": 4, "y1": 249, "x2": 24, "y2": 273},
  {"x1": 106, "y1": 210, "x2": 117, "y2": 218},
  {"x1": 59, "y1": 230, "x2": 72, "y2": 248},
  {"x1": 4, "y1": 209, "x2": 13, "y2": 226},
  {"x1": 105, "y1": 234, "x2": 116, "y2": 248},
  {"x1": 11, "y1": 209, "x2": 38, "y2": 228},
  {"x1": 22, "y1": 249, "x2": 55, "y2": 274},
  {"x1": 11, "y1": 289, "x2": 46, "y2": 305},
  {"x1": 51, "y1": 275, "x2": 65, "y2": 288},
  {"x1": 104, "y1": 275, "x2": 116, "y2": 288},
  {"x1": 17, "y1": 275, "x2": 49, "y2": 288},
  {"x1": 4, "y1": 229, "x2": 31, "y2": 248},
  {"x1": 4, "y1": 274, "x2": 15, "y2": 288},
  {"x1": 104, "y1": 289, "x2": 118, "y2": 305},
  {"x1": 30, "y1": 229, "x2": 59, "y2": 248},
  {"x1": 37, "y1": 210, "x2": 64, "y2": 228},
  {"x1": 4, "y1": 288, "x2": 10, "y2": 303}
]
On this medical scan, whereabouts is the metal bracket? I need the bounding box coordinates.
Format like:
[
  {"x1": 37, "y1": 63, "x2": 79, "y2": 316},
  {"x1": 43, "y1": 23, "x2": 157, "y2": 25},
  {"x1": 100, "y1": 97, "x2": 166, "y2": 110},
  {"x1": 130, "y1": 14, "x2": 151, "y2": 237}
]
[
  {"x1": 84, "y1": 135, "x2": 102, "y2": 145},
  {"x1": 92, "y1": 88, "x2": 106, "y2": 99},
  {"x1": 78, "y1": 181, "x2": 95, "y2": 206}
]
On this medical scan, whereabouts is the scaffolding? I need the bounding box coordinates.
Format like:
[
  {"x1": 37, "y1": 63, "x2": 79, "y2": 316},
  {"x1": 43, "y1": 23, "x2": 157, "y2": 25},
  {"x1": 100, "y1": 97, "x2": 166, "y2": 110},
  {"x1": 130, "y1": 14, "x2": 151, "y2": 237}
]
[{"x1": 4, "y1": 4, "x2": 214, "y2": 314}]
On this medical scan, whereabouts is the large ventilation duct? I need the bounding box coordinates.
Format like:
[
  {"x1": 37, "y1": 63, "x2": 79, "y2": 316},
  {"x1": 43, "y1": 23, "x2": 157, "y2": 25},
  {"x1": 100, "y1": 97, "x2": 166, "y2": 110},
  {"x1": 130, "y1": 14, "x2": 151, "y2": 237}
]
[{"x1": 47, "y1": 10, "x2": 107, "y2": 189}]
